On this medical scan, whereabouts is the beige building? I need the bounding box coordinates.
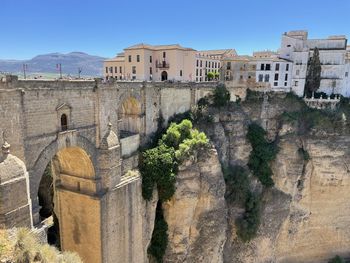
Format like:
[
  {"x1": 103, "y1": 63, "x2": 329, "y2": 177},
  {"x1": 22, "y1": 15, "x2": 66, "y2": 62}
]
[
  {"x1": 221, "y1": 55, "x2": 256, "y2": 88},
  {"x1": 104, "y1": 44, "x2": 196, "y2": 82},
  {"x1": 104, "y1": 44, "x2": 236, "y2": 82},
  {"x1": 195, "y1": 49, "x2": 236, "y2": 82}
]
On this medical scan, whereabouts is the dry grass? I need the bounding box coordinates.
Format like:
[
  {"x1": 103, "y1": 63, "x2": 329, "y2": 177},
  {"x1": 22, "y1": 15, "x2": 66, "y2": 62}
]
[{"x1": 0, "y1": 228, "x2": 82, "y2": 263}]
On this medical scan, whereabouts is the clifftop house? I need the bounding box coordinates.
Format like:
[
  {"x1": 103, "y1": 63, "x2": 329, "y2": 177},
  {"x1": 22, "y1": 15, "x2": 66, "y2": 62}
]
[{"x1": 104, "y1": 43, "x2": 236, "y2": 82}]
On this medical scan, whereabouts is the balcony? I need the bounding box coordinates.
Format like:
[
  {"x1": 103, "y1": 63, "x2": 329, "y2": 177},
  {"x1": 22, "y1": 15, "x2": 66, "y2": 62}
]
[{"x1": 156, "y1": 61, "x2": 170, "y2": 69}]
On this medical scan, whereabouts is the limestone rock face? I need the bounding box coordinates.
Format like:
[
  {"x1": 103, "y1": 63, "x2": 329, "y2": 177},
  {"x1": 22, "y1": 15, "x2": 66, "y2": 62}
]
[
  {"x1": 274, "y1": 136, "x2": 350, "y2": 262},
  {"x1": 162, "y1": 148, "x2": 227, "y2": 263}
]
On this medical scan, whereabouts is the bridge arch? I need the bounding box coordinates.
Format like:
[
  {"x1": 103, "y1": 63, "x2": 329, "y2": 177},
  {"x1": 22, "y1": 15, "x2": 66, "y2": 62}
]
[
  {"x1": 30, "y1": 133, "x2": 101, "y2": 262},
  {"x1": 30, "y1": 133, "x2": 98, "y2": 211},
  {"x1": 118, "y1": 96, "x2": 142, "y2": 138}
]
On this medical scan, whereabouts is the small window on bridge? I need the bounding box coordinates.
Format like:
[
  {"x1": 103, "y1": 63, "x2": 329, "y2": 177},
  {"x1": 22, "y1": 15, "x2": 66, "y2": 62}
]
[{"x1": 61, "y1": 114, "x2": 68, "y2": 131}]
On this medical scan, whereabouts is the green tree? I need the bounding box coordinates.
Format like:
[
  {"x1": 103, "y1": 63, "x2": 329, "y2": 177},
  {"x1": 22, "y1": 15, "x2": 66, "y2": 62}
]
[
  {"x1": 214, "y1": 72, "x2": 220, "y2": 80},
  {"x1": 213, "y1": 83, "x2": 230, "y2": 107},
  {"x1": 305, "y1": 47, "x2": 321, "y2": 97},
  {"x1": 207, "y1": 71, "x2": 214, "y2": 81}
]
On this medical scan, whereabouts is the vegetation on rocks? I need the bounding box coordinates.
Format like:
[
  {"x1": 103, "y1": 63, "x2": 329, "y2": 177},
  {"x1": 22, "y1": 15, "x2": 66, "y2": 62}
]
[
  {"x1": 0, "y1": 228, "x2": 82, "y2": 263},
  {"x1": 148, "y1": 202, "x2": 168, "y2": 263},
  {"x1": 223, "y1": 165, "x2": 250, "y2": 205},
  {"x1": 141, "y1": 119, "x2": 209, "y2": 262},
  {"x1": 213, "y1": 83, "x2": 230, "y2": 107},
  {"x1": 223, "y1": 165, "x2": 261, "y2": 242},
  {"x1": 247, "y1": 123, "x2": 278, "y2": 187},
  {"x1": 141, "y1": 119, "x2": 209, "y2": 201},
  {"x1": 236, "y1": 193, "x2": 261, "y2": 242}
]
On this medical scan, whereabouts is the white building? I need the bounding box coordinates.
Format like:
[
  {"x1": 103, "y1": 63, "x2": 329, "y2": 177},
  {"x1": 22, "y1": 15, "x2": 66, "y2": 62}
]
[
  {"x1": 253, "y1": 51, "x2": 293, "y2": 92},
  {"x1": 279, "y1": 30, "x2": 350, "y2": 96}
]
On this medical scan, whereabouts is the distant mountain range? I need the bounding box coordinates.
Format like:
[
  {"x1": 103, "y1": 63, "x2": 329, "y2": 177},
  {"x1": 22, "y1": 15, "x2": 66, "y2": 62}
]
[{"x1": 0, "y1": 52, "x2": 106, "y2": 77}]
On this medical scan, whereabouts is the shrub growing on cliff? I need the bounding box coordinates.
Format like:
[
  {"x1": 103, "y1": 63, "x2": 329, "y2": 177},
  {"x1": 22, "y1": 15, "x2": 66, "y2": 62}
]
[
  {"x1": 148, "y1": 202, "x2": 168, "y2": 263},
  {"x1": 247, "y1": 123, "x2": 278, "y2": 187},
  {"x1": 140, "y1": 144, "x2": 177, "y2": 201},
  {"x1": 236, "y1": 193, "x2": 261, "y2": 242},
  {"x1": 223, "y1": 165, "x2": 250, "y2": 205},
  {"x1": 141, "y1": 119, "x2": 209, "y2": 201},
  {"x1": 213, "y1": 83, "x2": 230, "y2": 107}
]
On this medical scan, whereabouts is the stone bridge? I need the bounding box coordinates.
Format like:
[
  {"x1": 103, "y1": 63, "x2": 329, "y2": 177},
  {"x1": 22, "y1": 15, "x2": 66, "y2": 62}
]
[{"x1": 0, "y1": 76, "x2": 223, "y2": 263}]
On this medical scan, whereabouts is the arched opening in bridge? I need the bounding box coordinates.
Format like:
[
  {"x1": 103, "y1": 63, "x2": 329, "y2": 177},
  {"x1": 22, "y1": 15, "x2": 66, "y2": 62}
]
[
  {"x1": 161, "y1": 71, "x2": 168, "y2": 81},
  {"x1": 37, "y1": 146, "x2": 96, "y2": 255},
  {"x1": 118, "y1": 97, "x2": 141, "y2": 138},
  {"x1": 61, "y1": 114, "x2": 68, "y2": 131}
]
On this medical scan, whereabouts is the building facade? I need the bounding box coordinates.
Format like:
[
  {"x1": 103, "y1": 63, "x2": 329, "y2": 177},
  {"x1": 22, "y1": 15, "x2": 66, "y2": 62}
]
[
  {"x1": 104, "y1": 44, "x2": 236, "y2": 82},
  {"x1": 253, "y1": 51, "x2": 293, "y2": 92},
  {"x1": 195, "y1": 49, "x2": 236, "y2": 82},
  {"x1": 279, "y1": 30, "x2": 350, "y2": 96},
  {"x1": 104, "y1": 44, "x2": 196, "y2": 82},
  {"x1": 221, "y1": 55, "x2": 256, "y2": 88}
]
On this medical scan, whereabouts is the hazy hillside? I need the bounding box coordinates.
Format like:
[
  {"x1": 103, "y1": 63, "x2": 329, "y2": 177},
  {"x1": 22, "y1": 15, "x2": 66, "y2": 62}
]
[{"x1": 0, "y1": 52, "x2": 106, "y2": 77}]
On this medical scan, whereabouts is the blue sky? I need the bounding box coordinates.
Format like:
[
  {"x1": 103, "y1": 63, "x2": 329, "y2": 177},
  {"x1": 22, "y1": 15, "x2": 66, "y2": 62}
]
[{"x1": 1, "y1": 0, "x2": 350, "y2": 60}]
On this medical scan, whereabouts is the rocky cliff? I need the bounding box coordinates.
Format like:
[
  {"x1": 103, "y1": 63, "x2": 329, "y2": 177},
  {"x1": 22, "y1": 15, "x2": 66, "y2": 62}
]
[
  {"x1": 162, "y1": 148, "x2": 227, "y2": 263},
  {"x1": 159, "y1": 92, "x2": 350, "y2": 262}
]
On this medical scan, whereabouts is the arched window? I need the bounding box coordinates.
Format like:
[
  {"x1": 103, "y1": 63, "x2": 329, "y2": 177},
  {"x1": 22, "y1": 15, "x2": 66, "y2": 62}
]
[{"x1": 61, "y1": 114, "x2": 68, "y2": 131}]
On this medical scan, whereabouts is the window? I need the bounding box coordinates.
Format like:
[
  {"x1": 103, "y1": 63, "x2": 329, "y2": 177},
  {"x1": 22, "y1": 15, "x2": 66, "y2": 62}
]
[
  {"x1": 296, "y1": 69, "x2": 300, "y2": 76},
  {"x1": 61, "y1": 114, "x2": 68, "y2": 131},
  {"x1": 284, "y1": 82, "x2": 288, "y2": 86},
  {"x1": 206, "y1": 61, "x2": 208, "y2": 67},
  {"x1": 132, "y1": 66, "x2": 136, "y2": 74},
  {"x1": 218, "y1": 63, "x2": 220, "y2": 68},
  {"x1": 215, "y1": 62, "x2": 217, "y2": 68},
  {"x1": 163, "y1": 52, "x2": 166, "y2": 58},
  {"x1": 240, "y1": 75, "x2": 243, "y2": 80},
  {"x1": 295, "y1": 81, "x2": 299, "y2": 86},
  {"x1": 150, "y1": 56, "x2": 152, "y2": 63},
  {"x1": 287, "y1": 44, "x2": 291, "y2": 47},
  {"x1": 132, "y1": 76, "x2": 136, "y2": 80},
  {"x1": 274, "y1": 73, "x2": 279, "y2": 81},
  {"x1": 227, "y1": 62, "x2": 231, "y2": 70},
  {"x1": 209, "y1": 61, "x2": 211, "y2": 68},
  {"x1": 200, "y1": 60, "x2": 202, "y2": 67},
  {"x1": 286, "y1": 64, "x2": 289, "y2": 71},
  {"x1": 196, "y1": 60, "x2": 199, "y2": 67},
  {"x1": 260, "y1": 64, "x2": 265, "y2": 70},
  {"x1": 180, "y1": 70, "x2": 183, "y2": 77},
  {"x1": 274, "y1": 82, "x2": 278, "y2": 86},
  {"x1": 137, "y1": 55, "x2": 140, "y2": 62},
  {"x1": 258, "y1": 74, "x2": 263, "y2": 82},
  {"x1": 196, "y1": 69, "x2": 198, "y2": 76},
  {"x1": 120, "y1": 66, "x2": 122, "y2": 74},
  {"x1": 275, "y1": 63, "x2": 280, "y2": 71},
  {"x1": 285, "y1": 74, "x2": 288, "y2": 81},
  {"x1": 264, "y1": 74, "x2": 270, "y2": 82},
  {"x1": 266, "y1": 64, "x2": 271, "y2": 71},
  {"x1": 200, "y1": 69, "x2": 202, "y2": 76},
  {"x1": 346, "y1": 72, "x2": 349, "y2": 77},
  {"x1": 150, "y1": 67, "x2": 152, "y2": 75},
  {"x1": 120, "y1": 76, "x2": 122, "y2": 80},
  {"x1": 128, "y1": 55, "x2": 132, "y2": 62},
  {"x1": 196, "y1": 77, "x2": 198, "y2": 82},
  {"x1": 105, "y1": 67, "x2": 108, "y2": 74},
  {"x1": 115, "y1": 67, "x2": 117, "y2": 74},
  {"x1": 109, "y1": 67, "x2": 113, "y2": 73}
]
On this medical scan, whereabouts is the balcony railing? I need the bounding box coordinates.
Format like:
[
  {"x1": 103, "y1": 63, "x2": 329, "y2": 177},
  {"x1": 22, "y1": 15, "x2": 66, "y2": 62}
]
[{"x1": 156, "y1": 61, "x2": 170, "y2": 69}]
